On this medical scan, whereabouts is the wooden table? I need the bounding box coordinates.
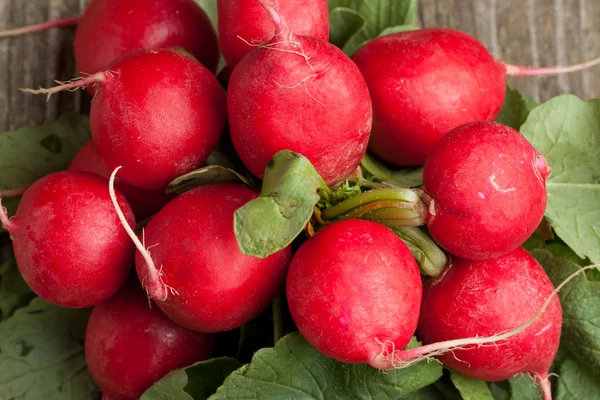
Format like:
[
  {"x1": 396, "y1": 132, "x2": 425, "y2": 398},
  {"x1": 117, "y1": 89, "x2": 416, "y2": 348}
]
[{"x1": 1, "y1": 0, "x2": 599, "y2": 132}]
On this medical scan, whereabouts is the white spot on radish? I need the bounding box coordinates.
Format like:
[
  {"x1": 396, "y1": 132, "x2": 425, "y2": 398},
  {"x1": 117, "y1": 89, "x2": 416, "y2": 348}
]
[
  {"x1": 477, "y1": 192, "x2": 486, "y2": 199},
  {"x1": 490, "y1": 174, "x2": 516, "y2": 193},
  {"x1": 534, "y1": 322, "x2": 553, "y2": 336}
]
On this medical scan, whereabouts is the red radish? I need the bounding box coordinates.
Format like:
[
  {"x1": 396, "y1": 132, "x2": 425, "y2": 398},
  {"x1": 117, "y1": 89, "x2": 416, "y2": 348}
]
[
  {"x1": 112, "y1": 179, "x2": 291, "y2": 332},
  {"x1": 418, "y1": 248, "x2": 561, "y2": 399},
  {"x1": 85, "y1": 281, "x2": 215, "y2": 400},
  {"x1": 286, "y1": 219, "x2": 422, "y2": 366},
  {"x1": 353, "y1": 28, "x2": 600, "y2": 166},
  {"x1": 69, "y1": 140, "x2": 172, "y2": 220},
  {"x1": 23, "y1": 49, "x2": 227, "y2": 190},
  {"x1": 74, "y1": 0, "x2": 219, "y2": 76},
  {"x1": 0, "y1": 171, "x2": 134, "y2": 308},
  {"x1": 227, "y1": 3, "x2": 372, "y2": 185},
  {"x1": 423, "y1": 121, "x2": 550, "y2": 260},
  {"x1": 218, "y1": 0, "x2": 329, "y2": 68}
]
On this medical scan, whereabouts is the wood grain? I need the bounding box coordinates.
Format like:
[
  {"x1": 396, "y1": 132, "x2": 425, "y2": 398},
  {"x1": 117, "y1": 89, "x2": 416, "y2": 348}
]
[
  {"x1": 1, "y1": 0, "x2": 600, "y2": 132},
  {"x1": 0, "y1": 0, "x2": 87, "y2": 132}
]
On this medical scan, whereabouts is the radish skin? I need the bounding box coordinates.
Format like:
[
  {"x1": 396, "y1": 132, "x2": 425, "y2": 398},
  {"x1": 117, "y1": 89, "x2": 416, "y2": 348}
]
[
  {"x1": 218, "y1": 0, "x2": 329, "y2": 68},
  {"x1": 423, "y1": 121, "x2": 550, "y2": 260},
  {"x1": 0, "y1": 171, "x2": 135, "y2": 308},
  {"x1": 417, "y1": 249, "x2": 562, "y2": 395},
  {"x1": 70, "y1": 141, "x2": 172, "y2": 220},
  {"x1": 287, "y1": 219, "x2": 422, "y2": 366},
  {"x1": 126, "y1": 183, "x2": 292, "y2": 332},
  {"x1": 353, "y1": 28, "x2": 600, "y2": 166},
  {"x1": 74, "y1": 0, "x2": 219, "y2": 75},
  {"x1": 228, "y1": 3, "x2": 372, "y2": 185},
  {"x1": 23, "y1": 49, "x2": 227, "y2": 190},
  {"x1": 85, "y1": 282, "x2": 215, "y2": 399}
]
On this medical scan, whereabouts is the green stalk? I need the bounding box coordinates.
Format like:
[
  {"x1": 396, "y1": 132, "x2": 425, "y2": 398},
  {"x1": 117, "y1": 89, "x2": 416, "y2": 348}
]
[
  {"x1": 392, "y1": 227, "x2": 448, "y2": 277},
  {"x1": 359, "y1": 206, "x2": 427, "y2": 227},
  {"x1": 320, "y1": 188, "x2": 420, "y2": 220},
  {"x1": 236, "y1": 324, "x2": 248, "y2": 360},
  {"x1": 272, "y1": 293, "x2": 284, "y2": 344}
]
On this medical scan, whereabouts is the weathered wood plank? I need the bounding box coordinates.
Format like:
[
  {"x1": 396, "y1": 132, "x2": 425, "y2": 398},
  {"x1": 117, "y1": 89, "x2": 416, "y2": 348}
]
[
  {"x1": 0, "y1": 0, "x2": 86, "y2": 132},
  {"x1": 1, "y1": 0, "x2": 600, "y2": 133}
]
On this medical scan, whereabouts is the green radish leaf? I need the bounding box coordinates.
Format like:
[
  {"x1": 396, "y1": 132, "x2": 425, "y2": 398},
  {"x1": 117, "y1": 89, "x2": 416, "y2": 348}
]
[
  {"x1": 0, "y1": 247, "x2": 34, "y2": 320},
  {"x1": 495, "y1": 86, "x2": 538, "y2": 130},
  {"x1": 209, "y1": 333, "x2": 442, "y2": 400},
  {"x1": 206, "y1": 145, "x2": 238, "y2": 170},
  {"x1": 392, "y1": 227, "x2": 447, "y2": 278},
  {"x1": 489, "y1": 375, "x2": 541, "y2": 400},
  {"x1": 432, "y1": 378, "x2": 463, "y2": 400},
  {"x1": 532, "y1": 249, "x2": 600, "y2": 371},
  {"x1": 520, "y1": 95, "x2": 600, "y2": 264},
  {"x1": 405, "y1": 385, "x2": 446, "y2": 399},
  {"x1": 361, "y1": 153, "x2": 424, "y2": 187},
  {"x1": 555, "y1": 355, "x2": 600, "y2": 399},
  {"x1": 318, "y1": 179, "x2": 363, "y2": 209},
  {"x1": 0, "y1": 113, "x2": 90, "y2": 218},
  {"x1": 194, "y1": 0, "x2": 218, "y2": 29},
  {"x1": 378, "y1": 24, "x2": 419, "y2": 36},
  {"x1": 0, "y1": 298, "x2": 97, "y2": 399},
  {"x1": 449, "y1": 371, "x2": 494, "y2": 400},
  {"x1": 329, "y1": 7, "x2": 366, "y2": 49},
  {"x1": 234, "y1": 151, "x2": 327, "y2": 258},
  {"x1": 523, "y1": 237, "x2": 587, "y2": 266},
  {"x1": 328, "y1": 0, "x2": 418, "y2": 55},
  {"x1": 503, "y1": 375, "x2": 541, "y2": 400},
  {"x1": 167, "y1": 165, "x2": 257, "y2": 194},
  {"x1": 193, "y1": 0, "x2": 224, "y2": 71},
  {"x1": 141, "y1": 357, "x2": 242, "y2": 400}
]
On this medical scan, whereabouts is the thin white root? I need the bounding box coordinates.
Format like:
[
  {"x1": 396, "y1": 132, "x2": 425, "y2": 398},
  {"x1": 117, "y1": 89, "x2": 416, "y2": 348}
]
[
  {"x1": 108, "y1": 167, "x2": 169, "y2": 301},
  {"x1": 273, "y1": 74, "x2": 324, "y2": 105},
  {"x1": 504, "y1": 55, "x2": 600, "y2": 76},
  {"x1": 383, "y1": 263, "x2": 600, "y2": 369},
  {"x1": 0, "y1": 16, "x2": 79, "y2": 39},
  {"x1": 237, "y1": 36, "x2": 315, "y2": 70},
  {"x1": 20, "y1": 71, "x2": 108, "y2": 101},
  {"x1": 0, "y1": 197, "x2": 14, "y2": 233}
]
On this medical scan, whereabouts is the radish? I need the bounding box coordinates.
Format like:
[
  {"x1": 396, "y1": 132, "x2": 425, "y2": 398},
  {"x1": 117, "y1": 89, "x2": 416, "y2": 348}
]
[
  {"x1": 423, "y1": 121, "x2": 550, "y2": 260},
  {"x1": 23, "y1": 49, "x2": 227, "y2": 190},
  {"x1": 74, "y1": 0, "x2": 219, "y2": 76},
  {"x1": 285, "y1": 220, "x2": 586, "y2": 400},
  {"x1": 353, "y1": 28, "x2": 600, "y2": 165},
  {"x1": 286, "y1": 219, "x2": 422, "y2": 366},
  {"x1": 0, "y1": 171, "x2": 134, "y2": 308},
  {"x1": 227, "y1": 2, "x2": 372, "y2": 186},
  {"x1": 418, "y1": 248, "x2": 561, "y2": 399},
  {"x1": 0, "y1": 0, "x2": 218, "y2": 75},
  {"x1": 69, "y1": 140, "x2": 172, "y2": 220},
  {"x1": 108, "y1": 176, "x2": 292, "y2": 332},
  {"x1": 85, "y1": 281, "x2": 215, "y2": 400},
  {"x1": 218, "y1": 0, "x2": 329, "y2": 68}
]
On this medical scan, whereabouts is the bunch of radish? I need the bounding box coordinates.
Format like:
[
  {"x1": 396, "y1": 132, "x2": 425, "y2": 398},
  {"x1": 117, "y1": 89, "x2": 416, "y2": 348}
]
[{"x1": 1, "y1": 0, "x2": 599, "y2": 399}]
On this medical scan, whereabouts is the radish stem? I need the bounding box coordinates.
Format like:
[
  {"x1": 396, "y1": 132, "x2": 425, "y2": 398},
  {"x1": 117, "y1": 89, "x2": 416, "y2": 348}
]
[{"x1": 0, "y1": 16, "x2": 79, "y2": 39}]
